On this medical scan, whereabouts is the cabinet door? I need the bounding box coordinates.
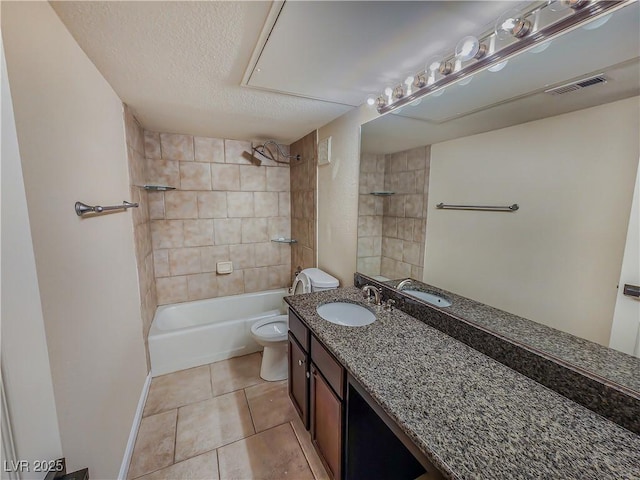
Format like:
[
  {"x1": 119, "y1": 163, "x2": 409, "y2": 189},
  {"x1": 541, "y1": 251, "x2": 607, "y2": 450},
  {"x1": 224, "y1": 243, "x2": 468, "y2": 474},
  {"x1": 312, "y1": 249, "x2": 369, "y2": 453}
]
[
  {"x1": 288, "y1": 333, "x2": 309, "y2": 428},
  {"x1": 311, "y1": 364, "x2": 343, "y2": 480}
]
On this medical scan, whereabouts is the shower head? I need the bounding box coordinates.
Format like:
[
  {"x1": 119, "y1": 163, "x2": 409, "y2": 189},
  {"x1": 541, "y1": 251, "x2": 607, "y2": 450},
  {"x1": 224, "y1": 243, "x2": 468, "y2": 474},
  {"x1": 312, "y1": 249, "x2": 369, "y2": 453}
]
[
  {"x1": 241, "y1": 151, "x2": 261, "y2": 166},
  {"x1": 251, "y1": 140, "x2": 301, "y2": 164}
]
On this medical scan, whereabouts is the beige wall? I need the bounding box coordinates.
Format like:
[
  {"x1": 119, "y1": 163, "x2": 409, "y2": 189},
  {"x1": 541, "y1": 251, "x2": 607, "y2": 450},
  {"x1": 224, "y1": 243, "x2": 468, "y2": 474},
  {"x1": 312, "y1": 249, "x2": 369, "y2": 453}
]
[
  {"x1": 145, "y1": 132, "x2": 292, "y2": 304},
  {"x1": 317, "y1": 105, "x2": 378, "y2": 286},
  {"x1": 425, "y1": 97, "x2": 639, "y2": 345},
  {"x1": 125, "y1": 106, "x2": 157, "y2": 369},
  {"x1": 2, "y1": 2, "x2": 148, "y2": 477},
  {"x1": 1, "y1": 38, "x2": 63, "y2": 479},
  {"x1": 290, "y1": 131, "x2": 317, "y2": 274}
]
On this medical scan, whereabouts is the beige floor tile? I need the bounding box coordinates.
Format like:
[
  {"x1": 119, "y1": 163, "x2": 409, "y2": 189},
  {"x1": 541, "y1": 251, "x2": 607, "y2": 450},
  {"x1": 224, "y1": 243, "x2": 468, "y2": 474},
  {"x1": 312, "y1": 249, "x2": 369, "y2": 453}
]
[
  {"x1": 218, "y1": 423, "x2": 314, "y2": 480},
  {"x1": 210, "y1": 353, "x2": 264, "y2": 397},
  {"x1": 128, "y1": 410, "x2": 177, "y2": 479},
  {"x1": 245, "y1": 381, "x2": 296, "y2": 433},
  {"x1": 290, "y1": 416, "x2": 331, "y2": 480},
  {"x1": 175, "y1": 390, "x2": 255, "y2": 462},
  {"x1": 134, "y1": 450, "x2": 219, "y2": 480},
  {"x1": 144, "y1": 365, "x2": 213, "y2": 417}
]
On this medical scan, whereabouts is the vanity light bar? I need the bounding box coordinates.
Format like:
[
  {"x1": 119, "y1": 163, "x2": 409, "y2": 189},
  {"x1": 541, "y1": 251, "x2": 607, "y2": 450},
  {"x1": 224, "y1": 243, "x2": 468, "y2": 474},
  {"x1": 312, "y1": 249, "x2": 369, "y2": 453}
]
[{"x1": 376, "y1": 0, "x2": 635, "y2": 115}]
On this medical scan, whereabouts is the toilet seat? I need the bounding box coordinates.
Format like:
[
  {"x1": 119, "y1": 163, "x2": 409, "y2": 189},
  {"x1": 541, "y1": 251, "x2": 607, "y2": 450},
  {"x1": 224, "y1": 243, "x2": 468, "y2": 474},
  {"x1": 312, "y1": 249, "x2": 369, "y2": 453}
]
[
  {"x1": 250, "y1": 315, "x2": 288, "y2": 343},
  {"x1": 291, "y1": 271, "x2": 311, "y2": 294}
]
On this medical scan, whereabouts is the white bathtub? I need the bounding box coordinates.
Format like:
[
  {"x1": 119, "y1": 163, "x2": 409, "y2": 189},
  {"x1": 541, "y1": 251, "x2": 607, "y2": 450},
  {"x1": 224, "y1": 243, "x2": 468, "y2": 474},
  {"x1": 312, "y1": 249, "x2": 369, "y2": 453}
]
[{"x1": 149, "y1": 289, "x2": 288, "y2": 376}]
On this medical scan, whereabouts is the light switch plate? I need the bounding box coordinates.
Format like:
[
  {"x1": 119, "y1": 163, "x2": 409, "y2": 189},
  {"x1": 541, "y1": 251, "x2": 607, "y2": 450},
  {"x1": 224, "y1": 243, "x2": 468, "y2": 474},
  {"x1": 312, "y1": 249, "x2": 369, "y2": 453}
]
[{"x1": 318, "y1": 136, "x2": 331, "y2": 166}]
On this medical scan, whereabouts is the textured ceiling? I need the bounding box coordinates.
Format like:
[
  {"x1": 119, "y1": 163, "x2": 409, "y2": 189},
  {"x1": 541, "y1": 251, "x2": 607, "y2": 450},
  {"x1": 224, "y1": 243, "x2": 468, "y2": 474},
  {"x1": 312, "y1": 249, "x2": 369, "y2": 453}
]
[
  {"x1": 51, "y1": 1, "x2": 352, "y2": 144},
  {"x1": 51, "y1": 1, "x2": 526, "y2": 144}
]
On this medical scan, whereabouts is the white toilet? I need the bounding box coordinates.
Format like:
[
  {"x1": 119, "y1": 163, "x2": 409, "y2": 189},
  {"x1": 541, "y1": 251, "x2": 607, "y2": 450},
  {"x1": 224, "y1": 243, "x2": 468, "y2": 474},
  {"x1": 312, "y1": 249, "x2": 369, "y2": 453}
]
[{"x1": 250, "y1": 268, "x2": 339, "y2": 381}]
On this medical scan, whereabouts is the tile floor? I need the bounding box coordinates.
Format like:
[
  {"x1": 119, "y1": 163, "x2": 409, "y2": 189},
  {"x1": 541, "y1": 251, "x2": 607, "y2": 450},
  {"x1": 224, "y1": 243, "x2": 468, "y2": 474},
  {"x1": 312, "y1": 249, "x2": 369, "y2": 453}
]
[{"x1": 128, "y1": 353, "x2": 329, "y2": 480}]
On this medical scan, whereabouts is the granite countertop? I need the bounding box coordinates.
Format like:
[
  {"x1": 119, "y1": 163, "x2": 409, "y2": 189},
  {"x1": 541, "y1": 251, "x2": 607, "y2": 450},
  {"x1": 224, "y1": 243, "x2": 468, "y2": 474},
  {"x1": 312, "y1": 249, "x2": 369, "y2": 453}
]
[
  {"x1": 285, "y1": 287, "x2": 640, "y2": 480},
  {"x1": 385, "y1": 279, "x2": 640, "y2": 393}
]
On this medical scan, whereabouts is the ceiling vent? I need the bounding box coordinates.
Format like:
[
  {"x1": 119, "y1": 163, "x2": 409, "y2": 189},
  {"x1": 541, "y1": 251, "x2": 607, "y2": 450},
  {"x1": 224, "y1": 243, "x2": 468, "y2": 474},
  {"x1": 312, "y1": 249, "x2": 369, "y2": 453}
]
[{"x1": 545, "y1": 74, "x2": 608, "y2": 96}]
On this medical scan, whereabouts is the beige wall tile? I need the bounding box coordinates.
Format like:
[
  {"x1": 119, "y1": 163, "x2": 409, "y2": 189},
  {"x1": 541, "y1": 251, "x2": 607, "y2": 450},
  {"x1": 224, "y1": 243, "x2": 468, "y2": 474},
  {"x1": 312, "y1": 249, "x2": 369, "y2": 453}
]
[
  {"x1": 411, "y1": 265, "x2": 423, "y2": 280},
  {"x1": 200, "y1": 245, "x2": 230, "y2": 272},
  {"x1": 224, "y1": 139, "x2": 252, "y2": 165},
  {"x1": 302, "y1": 246, "x2": 314, "y2": 269},
  {"x1": 144, "y1": 131, "x2": 161, "y2": 160},
  {"x1": 244, "y1": 267, "x2": 270, "y2": 293},
  {"x1": 194, "y1": 137, "x2": 224, "y2": 163},
  {"x1": 415, "y1": 169, "x2": 426, "y2": 193},
  {"x1": 242, "y1": 218, "x2": 268, "y2": 243},
  {"x1": 279, "y1": 192, "x2": 290, "y2": 217},
  {"x1": 151, "y1": 220, "x2": 184, "y2": 249},
  {"x1": 357, "y1": 216, "x2": 382, "y2": 237},
  {"x1": 254, "y1": 242, "x2": 280, "y2": 267},
  {"x1": 405, "y1": 194, "x2": 423, "y2": 218},
  {"x1": 357, "y1": 237, "x2": 376, "y2": 258},
  {"x1": 153, "y1": 250, "x2": 170, "y2": 278},
  {"x1": 183, "y1": 219, "x2": 214, "y2": 247},
  {"x1": 169, "y1": 248, "x2": 201, "y2": 276},
  {"x1": 145, "y1": 158, "x2": 180, "y2": 187},
  {"x1": 388, "y1": 151, "x2": 408, "y2": 173},
  {"x1": 148, "y1": 191, "x2": 165, "y2": 220},
  {"x1": 388, "y1": 195, "x2": 406, "y2": 217},
  {"x1": 156, "y1": 276, "x2": 188, "y2": 304},
  {"x1": 397, "y1": 172, "x2": 415, "y2": 194},
  {"x1": 165, "y1": 191, "x2": 198, "y2": 219},
  {"x1": 240, "y1": 165, "x2": 266, "y2": 191},
  {"x1": 227, "y1": 192, "x2": 254, "y2": 218},
  {"x1": 382, "y1": 237, "x2": 403, "y2": 262},
  {"x1": 397, "y1": 218, "x2": 414, "y2": 241},
  {"x1": 229, "y1": 243, "x2": 255, "y2": 269},
  {"x1": 160, "y1": 133, "x2": 194, "y2": 161},
  {"x1": 357, "y1": 256, "x2": 381, "y2": 277},
  {"x1": 266, "y1": 167, "x2": 290, "y2": 192},
  {"x1": 211, "y1": 164, "x2": 240, "y2": 191},
  {"x1": 180, "y1": 162, "x2": 211, "y2": 190},
  {"x1": 267, "y1": 217, "x2": 291, "y2": 240},
  {"x1": 213, "y1": 218, "x2": 242, "y2": 245},
  {"x1": 407, "y1": 147, "x2": 426, "y2": 171},
  {"x1": 217, "y1": 270, "x2": 244, "y2": 296},
  {"x1": 402, "y1": 241, "x2": 423, "y2": 266},
  {"x1": 254, "y1": 191, "x2": 279, "y2": 217},
  {"x1": 187, "y1": 272, "x2": 218, "y2": 301},
  {"x1": 197, "y1": 191, "x2": 227, "y2": 219}
]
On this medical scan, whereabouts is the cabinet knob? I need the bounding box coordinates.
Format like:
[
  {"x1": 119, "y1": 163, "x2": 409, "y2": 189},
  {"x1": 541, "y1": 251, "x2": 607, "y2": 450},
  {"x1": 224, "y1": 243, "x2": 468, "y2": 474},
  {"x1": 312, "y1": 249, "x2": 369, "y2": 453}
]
[{"x1": 298, "y1": 359, "x2": 305, "y2": 366}]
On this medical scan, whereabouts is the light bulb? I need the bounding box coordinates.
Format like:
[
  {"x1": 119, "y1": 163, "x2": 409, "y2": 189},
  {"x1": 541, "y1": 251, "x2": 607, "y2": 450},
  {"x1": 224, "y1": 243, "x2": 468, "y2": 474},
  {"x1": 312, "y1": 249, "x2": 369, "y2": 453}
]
[
  {"x1": 488, "y1": 60, "x2": 508, "y2": 72},
  {"x1": 384, "y1": 86, "x2": 393, "y2": 97},
  {"x1": 455, "y1": 36, "x2": 485, "y2": 61},
  {"x1": 366, "y1": 96, "x2": 376, "y2": 106},
  {"x1": 495, "y1": 9, "x2": 532, "y2": 40},
  {"x1": 426, "y1": 57, "x2": 442, "y2": 74}
]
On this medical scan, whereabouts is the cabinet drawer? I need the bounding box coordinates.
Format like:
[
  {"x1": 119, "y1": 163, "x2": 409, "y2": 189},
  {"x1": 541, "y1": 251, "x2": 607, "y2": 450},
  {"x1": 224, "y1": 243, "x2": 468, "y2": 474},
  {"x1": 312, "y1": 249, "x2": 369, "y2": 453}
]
[
  {"x1": 289, "y1": 309, "x2": 309, "y2": 350},
  {"x1": 311, "y1": 336, "x2": 344, "y2": 400}
]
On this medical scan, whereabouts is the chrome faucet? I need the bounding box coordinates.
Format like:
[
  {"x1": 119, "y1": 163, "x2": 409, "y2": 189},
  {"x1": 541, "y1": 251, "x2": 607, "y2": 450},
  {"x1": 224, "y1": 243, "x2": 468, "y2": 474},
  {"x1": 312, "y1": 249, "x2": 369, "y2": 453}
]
[
  {"x1": 397, "y1": 278, "x2": 413, "y2": 291},
  {"x1": 362, "y1": 285, "x2": 382, "y2": 305}
]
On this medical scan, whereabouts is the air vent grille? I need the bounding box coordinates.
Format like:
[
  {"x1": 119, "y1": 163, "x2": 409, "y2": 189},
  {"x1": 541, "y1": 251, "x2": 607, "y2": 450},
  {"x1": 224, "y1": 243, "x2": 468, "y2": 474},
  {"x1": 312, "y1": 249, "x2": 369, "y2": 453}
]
[{"x1": 545, "y1": 74, "x2": 607, "y2": 96}]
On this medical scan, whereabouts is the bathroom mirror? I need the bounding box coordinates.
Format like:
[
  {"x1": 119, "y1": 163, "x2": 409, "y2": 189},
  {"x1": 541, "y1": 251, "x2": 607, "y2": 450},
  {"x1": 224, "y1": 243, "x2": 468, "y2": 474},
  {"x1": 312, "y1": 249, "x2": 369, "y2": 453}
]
[{"x1": 357, "y1": 2, "x2": 640, "y2": 392}]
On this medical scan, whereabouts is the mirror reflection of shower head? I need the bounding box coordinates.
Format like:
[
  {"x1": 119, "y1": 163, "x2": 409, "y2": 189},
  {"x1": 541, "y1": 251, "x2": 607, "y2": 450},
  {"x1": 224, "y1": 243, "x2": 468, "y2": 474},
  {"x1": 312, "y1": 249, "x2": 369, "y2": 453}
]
[{"x1": 249, "y1": 140, "x2": 301, "y2": 164}]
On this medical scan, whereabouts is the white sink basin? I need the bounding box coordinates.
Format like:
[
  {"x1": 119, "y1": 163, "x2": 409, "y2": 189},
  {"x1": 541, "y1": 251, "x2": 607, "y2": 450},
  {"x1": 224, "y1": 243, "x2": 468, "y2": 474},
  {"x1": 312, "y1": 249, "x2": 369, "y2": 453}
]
[
  {"x1": 403, "y1": 290, "x2": 452, "y2": 307},
  {"x1": 316, "y1": 302, "x2": 376, "y2": 327}
]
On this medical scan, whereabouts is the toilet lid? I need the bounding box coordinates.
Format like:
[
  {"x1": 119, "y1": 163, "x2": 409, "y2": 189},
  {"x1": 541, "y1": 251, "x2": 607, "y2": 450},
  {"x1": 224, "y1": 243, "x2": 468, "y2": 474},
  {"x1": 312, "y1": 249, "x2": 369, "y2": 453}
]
[
  {"x1": 254, "y1": 320, "x2": 288, "y2": 338},
  {"x1": 292, "y1": 271, "x2": 311, "y2": 294}
]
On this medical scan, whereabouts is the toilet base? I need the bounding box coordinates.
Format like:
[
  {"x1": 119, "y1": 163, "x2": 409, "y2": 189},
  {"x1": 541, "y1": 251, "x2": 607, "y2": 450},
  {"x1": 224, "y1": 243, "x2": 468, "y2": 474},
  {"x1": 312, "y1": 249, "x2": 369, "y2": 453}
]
[{"x1": 260, "y1": 343, "x2": 288, "y2": 381}]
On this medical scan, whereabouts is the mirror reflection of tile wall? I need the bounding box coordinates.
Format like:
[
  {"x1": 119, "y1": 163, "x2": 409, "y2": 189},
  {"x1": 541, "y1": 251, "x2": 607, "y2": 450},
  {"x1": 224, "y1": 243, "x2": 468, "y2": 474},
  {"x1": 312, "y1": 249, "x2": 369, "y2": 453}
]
[{"x1": 357, "y1": 147, "x2": 430, "y2": 280}]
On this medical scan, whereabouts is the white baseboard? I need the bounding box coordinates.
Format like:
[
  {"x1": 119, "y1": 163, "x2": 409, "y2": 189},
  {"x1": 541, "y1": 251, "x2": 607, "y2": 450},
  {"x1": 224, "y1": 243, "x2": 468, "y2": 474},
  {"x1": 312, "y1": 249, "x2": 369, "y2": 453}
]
[{"x1": 118, "y1": 372, "x2": 151, "y2": 480}]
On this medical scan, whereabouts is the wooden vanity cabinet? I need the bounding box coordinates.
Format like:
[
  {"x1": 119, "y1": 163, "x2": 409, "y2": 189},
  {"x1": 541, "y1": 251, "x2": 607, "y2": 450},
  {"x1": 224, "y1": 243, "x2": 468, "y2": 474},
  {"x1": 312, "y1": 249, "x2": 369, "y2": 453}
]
[{"x1": 288, "y1": 309, "x2": 345, "y2": 480}]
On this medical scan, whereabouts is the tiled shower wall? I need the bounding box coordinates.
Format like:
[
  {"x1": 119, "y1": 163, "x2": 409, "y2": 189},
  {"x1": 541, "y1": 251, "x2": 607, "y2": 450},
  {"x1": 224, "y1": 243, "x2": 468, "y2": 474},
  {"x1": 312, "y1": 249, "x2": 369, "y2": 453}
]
[
  {"x1": 144, "y1": 132, "x2": 292, "y2": 305},
  {"x1": 357, "y1": 146, "x2": 430, "y2": 280},
  {"x1": 290, "y1": 131, "x2": 317, "y2": 274},
  {"x1": 124, "y1": 105, "x2": 157, "y2": 368}
]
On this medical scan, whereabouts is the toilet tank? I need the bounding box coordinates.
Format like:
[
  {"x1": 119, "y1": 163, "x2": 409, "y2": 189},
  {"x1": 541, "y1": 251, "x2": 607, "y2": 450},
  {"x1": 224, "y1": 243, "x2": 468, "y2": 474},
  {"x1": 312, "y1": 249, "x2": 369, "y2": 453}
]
[{"x1": 303, "y1": 268, "x2": 339, "y2": 291}]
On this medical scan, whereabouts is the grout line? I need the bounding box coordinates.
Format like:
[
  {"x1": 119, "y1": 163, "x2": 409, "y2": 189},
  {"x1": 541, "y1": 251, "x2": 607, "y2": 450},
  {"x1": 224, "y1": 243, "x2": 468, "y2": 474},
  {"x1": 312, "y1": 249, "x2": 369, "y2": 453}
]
[
  {"x1": 215, "y1": 449, "x2": 221, "y2": 480},
  {"x1": 289, "y1": 421, "x2": 315, "y2": 476},
  {"x1": 173, "y1": 408, "x2": 179, "y2": 465},
  {"x1": 243, "y1": 388, "x2": 257, "y2": 434}
]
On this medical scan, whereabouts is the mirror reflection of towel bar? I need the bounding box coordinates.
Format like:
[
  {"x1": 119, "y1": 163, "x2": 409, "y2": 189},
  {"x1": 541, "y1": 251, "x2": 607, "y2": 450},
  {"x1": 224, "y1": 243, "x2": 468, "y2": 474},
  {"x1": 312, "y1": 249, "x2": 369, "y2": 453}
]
[
  {"x1": 75, "y1": 200, "x2": 139, "y2": 216},
  {"x1": 436, "y1": 203, "x2": 519, "y2": 212}
]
